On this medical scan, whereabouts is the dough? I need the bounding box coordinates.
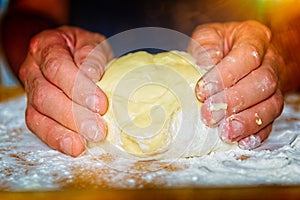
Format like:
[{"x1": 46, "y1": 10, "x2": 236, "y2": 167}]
[{"x1": 96, "y1": 51, "x2": 237, "y2": 159}]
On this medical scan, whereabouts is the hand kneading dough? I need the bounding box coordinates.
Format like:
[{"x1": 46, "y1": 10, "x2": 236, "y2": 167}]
[{"x1": 96, "y1": 51, "x2": 237, "y2": 158}]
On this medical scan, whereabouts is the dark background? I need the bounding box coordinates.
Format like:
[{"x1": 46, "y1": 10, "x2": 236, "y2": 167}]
[{"x1": 69, "y1": 0, "x2": 261, "y2": 38}]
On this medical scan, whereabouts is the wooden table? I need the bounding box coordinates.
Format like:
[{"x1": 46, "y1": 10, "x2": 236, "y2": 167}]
[
  {"x1": 1, "y1": 86, "x2": 300, "y2": 199},
  {"x1": 0, "y1": 86, "x2": 24, "y2": 102},
  {"x1": 1, "y1": 186, "x2": 300, "y2": 200}
]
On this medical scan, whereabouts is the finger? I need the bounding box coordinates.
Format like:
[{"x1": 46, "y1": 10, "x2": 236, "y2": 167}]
[
  {"x1": 29, "y1": 29, "x2": 108, "y2": 114},
  {"x1": 196, "y1": 21, "x2": 272, "y2": 101},
  {"x1": 238, "y1": 123, "x2": 273, "y2": 150},
  {"x1": 218, "y1": 89, "x2": 283, "y2": 143},
  {"x1": 58, "y1": 26, "x2": 113, "y2": 81},
  {"x1": 188, "y1": 23, "x2": 225, "y2": 67},
  {"x1": 75, "y1": 42, "x2": 110, "y2": 82},
  {"x1": 25, "y1": 105, "x2": 85, "y2": 157},
  {"x1": 201, "y1": 46, "x2": 282, "y2": 126},
  {"x1": 26, "y1": 68, "x2": 107, "y2": 142},
  {"x1": 201, "y1": 51, "x2": 279, "y2": 126}
]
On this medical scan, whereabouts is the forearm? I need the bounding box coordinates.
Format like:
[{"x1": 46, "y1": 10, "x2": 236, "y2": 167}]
[
  {"x1": 0, "y1": 0, "x2": 69, "y2": 78},
  {"x1": 266, "y1": 2, "x2": 300, "y2": 93},
  {"x1": 270, "y1": 15, "x2": 300, "y2": 93},
  {"x1": 1, "y1": 12, "x2": 59, "y2": 77}
]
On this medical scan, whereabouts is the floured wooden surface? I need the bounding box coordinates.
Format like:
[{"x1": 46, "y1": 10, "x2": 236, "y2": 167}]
[{"x1": 1, "y1": 93, "x2": 300, "y2": 191}]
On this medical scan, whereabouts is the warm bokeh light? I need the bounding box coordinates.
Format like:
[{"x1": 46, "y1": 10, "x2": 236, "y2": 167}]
[
  {"x1": 256, "y1": 0, "x2": 300, "y2": 26},
  {"x1": 169, "y1": 0, "x2": 300, "y2": 35}
]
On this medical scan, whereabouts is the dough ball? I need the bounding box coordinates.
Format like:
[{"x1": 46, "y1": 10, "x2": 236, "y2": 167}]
[{"x1": 96, "y1": 51, "x2": 237, "y2": 159}]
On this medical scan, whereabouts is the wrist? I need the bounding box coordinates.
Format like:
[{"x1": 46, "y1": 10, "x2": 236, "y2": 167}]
[
  {"x1": 271, "y1": 15, "x2": 300, "y2": 93},
  {"x1": 1, "y1": 11, "x2": 60, "y2": 78}
]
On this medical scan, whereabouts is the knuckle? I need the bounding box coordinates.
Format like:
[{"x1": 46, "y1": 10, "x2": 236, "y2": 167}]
[
  {"x1": 263, "y1": 25, "x2": 272, "y2": 41},
  {"x1": 238, "y1": 20, "x2": 258, "y2": 33},
  {"x1": 42, "y1": 55, "x2": 62, "y2": 81},
  {"x1": 254, "y1": 21, "x2": 272, "y2": 41},
  {"x1": 233, "y1": 41, "x2": 263, "y2": 68},
  {"x1": 97, "y1": 50, "x2": 109, "y2": 70},
  {"x1": 31, "y1": 78, "x2": 48, "y2": 112},
  {"x1": 40, "y1": 42, "x2": 62, "y2": 59},
  {"x1": 242, "y1": 43, "x2": 263, "y2": 67},
  {"x1": 228, "y1": 90, "x2": 245, "y2": 114},
  {"x1": 29, "y1": 29, "x2": 62, "y2": 55},
  {"x1": 80, "y1": 44, "x2": 97, "y2": 54},
  {"x1": 265, "y1": 90, "x2": 284, "y2": 120},
  {"x1": 273, "y1": 90, "x2": 284, "y2": 115},
  {"x1": 28, "y1": 35, "x2": 40, "y2": 55},
  {"x1": 189, "y1": 24, "x2": 224, "y2": 60},
  {"x1": 251, "y1": 67, "x2": 277, "y2": 93},
  {"x1": 80, "y1": 49, "x2": 107, "y2": 74},
  {"x1": 193, "y1": 26, "x2": 210, "y2": 39},
  {"x1": 75, "y1": 44, "x2": 97, "y2": 64},
  {"x1": 261, "y1": 67, "x2": 278, "y2": 92},
  {"x1": 18, "y1": 64, "x2": 28, "y2": 84},
  {"x1": 193, "y1": 24, "x2": 221, "y2": 41},
  {"x1": 267, "y1": 47, "x2": 284, "y2": 75},
  {"x1": 25, "y1": 107, "x2": 35, "y2": 129},
  {"x1": 241, "y1": 20, "x2": 272, "y2": 40}
]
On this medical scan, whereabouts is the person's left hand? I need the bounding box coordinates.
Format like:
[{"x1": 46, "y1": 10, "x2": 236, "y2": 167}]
[{"x1": 188, "y1": 20, "x2": 284, "y2": 149}]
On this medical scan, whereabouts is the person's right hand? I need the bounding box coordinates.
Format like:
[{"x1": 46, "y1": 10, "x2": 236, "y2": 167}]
[{"x1": 19, "y1": 26, "x2": 113, "y2": 157}]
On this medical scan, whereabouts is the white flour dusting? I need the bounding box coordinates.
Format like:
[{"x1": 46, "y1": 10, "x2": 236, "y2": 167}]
[{"x1": 1, "y1": 94, "x2": 300, "y2": 191}]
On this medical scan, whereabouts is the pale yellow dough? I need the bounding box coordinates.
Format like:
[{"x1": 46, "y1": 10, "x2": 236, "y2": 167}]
[{"x1": 96, "y1": 51, "x2": 237, "y2": 158}]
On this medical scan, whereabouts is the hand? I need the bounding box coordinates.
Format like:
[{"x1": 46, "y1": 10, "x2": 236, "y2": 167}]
[
  {"x1": 189, "y1": 20, "x2": 284, "y2": 149},
  {"x1": 19, "y1": 26, "x2": 113, "y2": 157}
]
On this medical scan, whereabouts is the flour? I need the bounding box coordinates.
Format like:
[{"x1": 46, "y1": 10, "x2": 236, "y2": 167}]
[{"x1": 1, "y1": 94, "x2": 300, "y2": 191}]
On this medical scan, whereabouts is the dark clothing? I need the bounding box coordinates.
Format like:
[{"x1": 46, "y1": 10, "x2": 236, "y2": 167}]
[{"x1": 69, "y1": 0, "x2": 262, "y2": 37}]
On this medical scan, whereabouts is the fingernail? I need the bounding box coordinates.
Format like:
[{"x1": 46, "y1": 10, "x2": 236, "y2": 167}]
[
  {"x1": 81, "y1": 61, "x2": 101, "y2": 81},
  {"x1": 202, "y1": 98, "x2": 227, "y2": 126},
  {"x1": 210, "y1": 102, "x2": 227, "y2": 121},
  {"x1": 219, "y1": 124, "x2": 231, "y2": 143},
  {"x1": 86, "y1": 65, "x2": 98, "y2": 76},
  {"x1": 198, "y1": 81, "x2": 219, "y2": 102},
  {"x1": 238, "y1": 135, "x2": 262, "y2": 150},
  {"x1": 210, "y1": 110, "x2": 226, "y2": 126},
  {"x1": 196, "y1": 79, "x2": 206, "y2": 101},
  {"x1": 196, "y1": 79, "x2": 222, "y2": 103},
  {"x1": 86, "y1": 94, "x2": 102, "y2": 113},
  {"x1": 60, "y1": 135, "x2": 73, "y2": 155},
  {"x1": 220, "y1": 118, "x2": 244, "y2": 143},
  {"x1": 80, "y1": 119, "x2": 105, "y2": 142}
]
